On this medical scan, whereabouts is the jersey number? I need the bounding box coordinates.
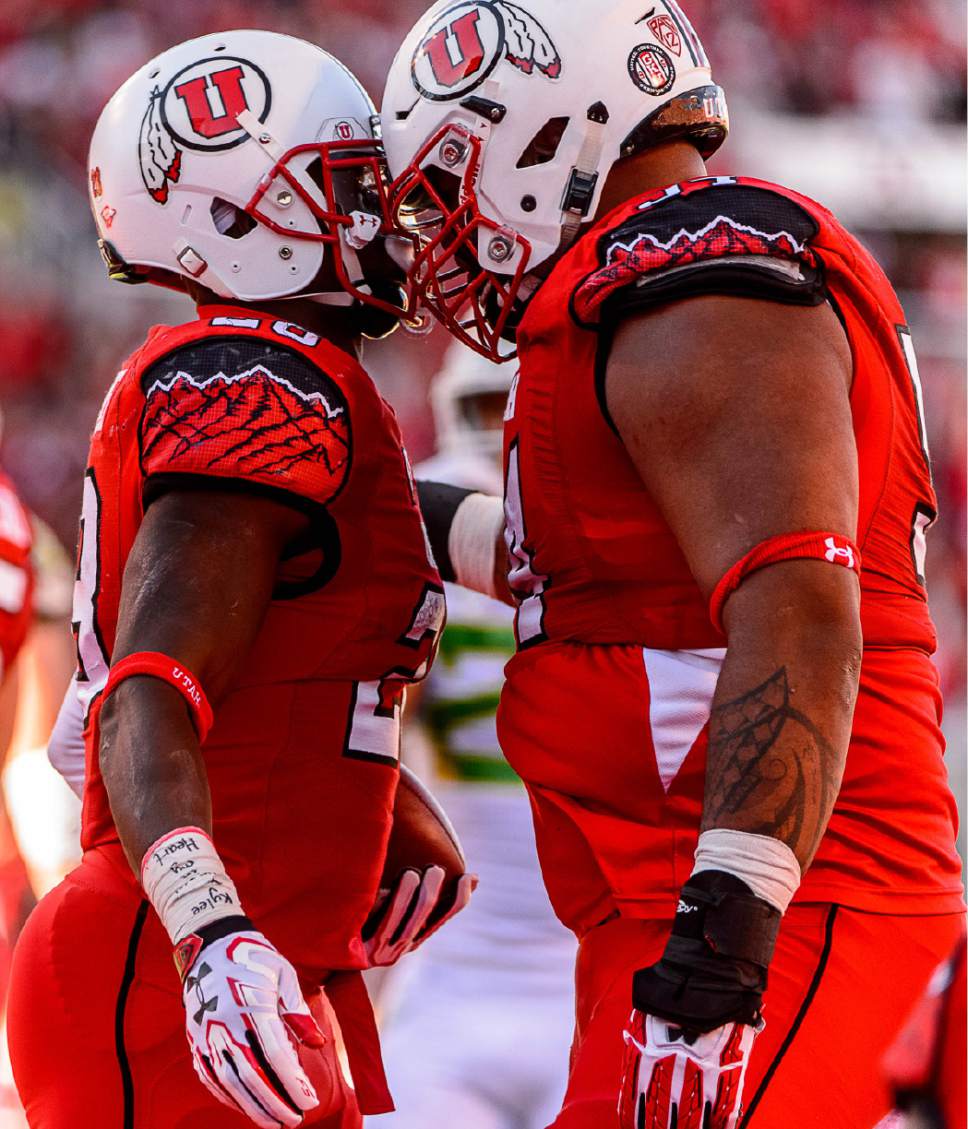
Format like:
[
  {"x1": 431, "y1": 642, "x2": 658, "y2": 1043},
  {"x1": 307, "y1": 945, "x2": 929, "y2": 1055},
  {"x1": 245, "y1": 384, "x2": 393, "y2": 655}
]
[{"x1": 343, "y1": 584, "x2": 446, "y2": 766}]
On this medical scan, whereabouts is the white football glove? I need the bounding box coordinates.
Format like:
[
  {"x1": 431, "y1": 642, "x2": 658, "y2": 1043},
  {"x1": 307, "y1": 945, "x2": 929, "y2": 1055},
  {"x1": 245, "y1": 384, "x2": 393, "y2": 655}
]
[
  {"x1": 619, "y1": 1010, "x2": 762, "y2": 1129},
  {"x1": 364, "y1": 865, "x2": 476, "y2": 967},
  {"x1": 178, "y1": 924, "x2": 325, "y2": 1128}
]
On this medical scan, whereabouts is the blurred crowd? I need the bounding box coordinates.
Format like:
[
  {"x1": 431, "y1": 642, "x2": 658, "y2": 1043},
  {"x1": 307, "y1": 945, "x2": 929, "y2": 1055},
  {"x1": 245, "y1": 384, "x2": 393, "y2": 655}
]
[
  {"x1": 0, "y1": 0, "x2": 964, "y2": 702},
  {"x1": 1, "y1": 0, "x2": 964, "y2": 124}
]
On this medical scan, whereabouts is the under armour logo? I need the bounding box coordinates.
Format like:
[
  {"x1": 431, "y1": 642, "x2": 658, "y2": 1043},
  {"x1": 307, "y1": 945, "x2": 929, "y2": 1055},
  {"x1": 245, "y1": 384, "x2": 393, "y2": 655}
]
[
  {"x1": 187, "y1": 960, "x2": 219, "y2": 1025},
  {"x1": 824, "y1": 538, "x2": 856, "y2": 569}
]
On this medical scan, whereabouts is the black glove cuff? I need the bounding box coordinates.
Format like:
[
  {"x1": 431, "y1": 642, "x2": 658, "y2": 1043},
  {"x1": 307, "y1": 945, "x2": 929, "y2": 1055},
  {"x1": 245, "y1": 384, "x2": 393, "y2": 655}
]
[
  {"x1": 631, "y1": 870, "x2": 782, "y2": 1033},
  {"x1": 416, "y1": 482, "x2": 476, "y2": 583},
  {"x1": 676, "y1": 871, "x2": 782, "y2": 969},
  {"x1": 195, "y1": 914, "x2": 255, "y2": 948}
]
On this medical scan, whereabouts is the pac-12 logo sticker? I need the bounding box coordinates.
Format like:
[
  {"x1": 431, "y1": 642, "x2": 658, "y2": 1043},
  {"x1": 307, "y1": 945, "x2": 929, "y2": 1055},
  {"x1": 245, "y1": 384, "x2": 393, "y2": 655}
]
[
  {"x1": 139, "y1": 56, "x2": 271, "y2": 205},
  {"x1": 628, "y1": 43, "x2": 676, "y2": 96},
  {"x1": 648, "y1": 14, "x2": 683, "y2": 56},
  {"x1": 412, "y1": 0, "x2": 561, "y2": 101}
]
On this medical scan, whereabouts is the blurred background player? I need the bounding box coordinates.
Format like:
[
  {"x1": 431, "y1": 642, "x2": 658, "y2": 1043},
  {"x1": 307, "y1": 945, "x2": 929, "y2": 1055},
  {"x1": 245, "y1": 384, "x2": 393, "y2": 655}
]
[
  {"x1": 1, "y1": 513, "x2": 77, "y2": 900},
  {"x1": 881, "y1": 930, "x2": 967, "y2": 1129},
  {"x1": 0, "y1": 446, "x2": 33, "y2": 1127},
  {"x1": 375, "y1": 343, "x2": 576, "y2": 1129},
  {"x1": 0, "y1": 422, "x2": 75, "y2": 1123},
  {"x1": 0, "y1": 446, "x2": 34, "y2": 1026}
]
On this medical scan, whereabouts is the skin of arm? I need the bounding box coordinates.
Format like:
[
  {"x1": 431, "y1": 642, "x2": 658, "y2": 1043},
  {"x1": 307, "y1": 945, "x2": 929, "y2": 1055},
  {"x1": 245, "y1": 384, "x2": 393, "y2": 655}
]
[
  {"x1": 606, "y1": 295, "x2": 862, "y2": 871},
  {"x1": 98, "y1": 488, "x2": 308, "y2": 877}
]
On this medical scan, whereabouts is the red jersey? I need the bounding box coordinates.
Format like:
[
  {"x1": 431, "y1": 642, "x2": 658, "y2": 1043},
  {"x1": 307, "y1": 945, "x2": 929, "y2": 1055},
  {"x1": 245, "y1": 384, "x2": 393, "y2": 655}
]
[
  {"x1": 0, "y1": 470, "x2": 34, "y2": 681},
  {"x1": 499, "y1": 177, "x2": 962, "y2": 927},
  {"x1": 75, "y1": 305, "x2": 444, "y2": 976}
]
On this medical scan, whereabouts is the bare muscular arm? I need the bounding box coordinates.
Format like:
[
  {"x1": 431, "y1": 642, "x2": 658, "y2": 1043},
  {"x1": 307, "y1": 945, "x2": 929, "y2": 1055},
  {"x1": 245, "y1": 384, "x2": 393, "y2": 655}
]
[
  {"x1": 98, "y1": 489, "x2": 307, "y2": 876},
  {"x1": 606, "y1": 295, "x2": 861, "y2": 870}
]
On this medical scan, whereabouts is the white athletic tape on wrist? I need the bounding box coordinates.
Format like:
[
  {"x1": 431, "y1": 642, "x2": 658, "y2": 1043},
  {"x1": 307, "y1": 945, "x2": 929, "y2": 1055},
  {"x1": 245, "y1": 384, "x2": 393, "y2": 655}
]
[
  {"x1": 141, "y1": 827, "x2": 244, "y2": 945},
  {"x1": 448, "y1": 492, "x2": 505, "y2": 600},
  {"x1": 692, "y1": 828, "x2": 802, "y2": 914}
]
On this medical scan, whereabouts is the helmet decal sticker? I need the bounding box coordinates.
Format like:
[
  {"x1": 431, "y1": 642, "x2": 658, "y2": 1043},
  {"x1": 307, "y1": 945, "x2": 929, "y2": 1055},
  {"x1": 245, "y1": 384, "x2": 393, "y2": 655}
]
[
  {"x1": 90, "y1": 167, "x2": 103, "y2": 199},
  {"x1": 647, "y1": 14, "x2": 682, "y2": 56},
  {"x1": 661, "y1": 0, "x2": 708, "y2": 67},
  {"x1": 139, "y1": 87, "x2": 182, "y2": 204},
  {"x1": 100, "y1": 205, "x2": 117, "y2": 229},
  {"x1": 628, "y1": 44, "x2": 676, "y2": 96},
  {"x1": 499, "y1": 1, "x2": 561, "y2": 77},
  {"x1": 139, "y1": 56, "x2": 272, "y2": 205},
  {"x1": 163, "y1": 57, "x2": 271, "y2": 151},
  {"x1": 411, "y1": 1, "x2": 561, "y2": 102}
]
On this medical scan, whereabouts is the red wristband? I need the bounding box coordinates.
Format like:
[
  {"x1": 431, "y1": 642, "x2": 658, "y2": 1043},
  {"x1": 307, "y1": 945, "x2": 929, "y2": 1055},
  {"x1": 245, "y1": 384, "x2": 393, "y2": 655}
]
[
  {"x1": 710, "y1": 531, "x2": 861, "y2": 634},
  {"x1": 102, "y1": 652, "x2": 214, "y2": 742}
]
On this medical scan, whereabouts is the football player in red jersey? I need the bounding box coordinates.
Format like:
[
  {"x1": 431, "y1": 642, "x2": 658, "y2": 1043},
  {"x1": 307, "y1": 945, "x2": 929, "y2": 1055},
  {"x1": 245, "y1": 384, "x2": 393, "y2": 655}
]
[
  {"x1": 6, "y1": 30, "x2": 474, "y2": 1129},
  {"x1": 379, "y1": 2, "x2": 966, "y2": 1126},
  {"x1": 0, "y1": 461, "x2": 34, "y2": 700},
  {"x1": 0, "y1": 453, "x2": 36, "y2": 1023}
]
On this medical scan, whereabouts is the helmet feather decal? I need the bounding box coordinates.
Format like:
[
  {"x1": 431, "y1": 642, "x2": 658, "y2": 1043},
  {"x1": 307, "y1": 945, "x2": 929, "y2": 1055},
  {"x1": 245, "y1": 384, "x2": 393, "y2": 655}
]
[
  {"x1": 494, "y1": 1, "x2": 561, "y2": 78},
  {"x1": 139, "y1": 87, "x2": 182, "y2": 205}
]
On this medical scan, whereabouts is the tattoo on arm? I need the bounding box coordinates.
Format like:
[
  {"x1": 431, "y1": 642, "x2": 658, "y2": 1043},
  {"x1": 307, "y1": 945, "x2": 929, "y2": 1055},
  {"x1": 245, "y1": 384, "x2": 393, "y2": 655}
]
[{"x1": 702, "y1": 667, "x2": 842, "y2": 865}]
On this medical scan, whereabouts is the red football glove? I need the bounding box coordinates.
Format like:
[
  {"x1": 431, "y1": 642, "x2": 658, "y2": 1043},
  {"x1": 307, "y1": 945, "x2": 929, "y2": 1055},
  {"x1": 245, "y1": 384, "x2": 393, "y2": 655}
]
[
  {"x1": 177, "y1": 918, "x2": 324, "y2": 1128},
  {"x1": 619, "y1": 1010, "x2": 762, "y2": 1129},
  {"x1": 619, "y1": 871, "x2": 782, "y2": 1129},
  {"x1": 364, "y1": 865, "x2": 476, "y2": 967}
]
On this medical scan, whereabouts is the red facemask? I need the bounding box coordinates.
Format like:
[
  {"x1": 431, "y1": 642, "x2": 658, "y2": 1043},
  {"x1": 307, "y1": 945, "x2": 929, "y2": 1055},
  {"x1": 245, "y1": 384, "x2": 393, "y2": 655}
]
[
  {"x1": 246, "y1": 137, "x2": 416, "y2": 323},
  {"x1": 389, "y1": 126, "x2": 530, "y2": 363}
]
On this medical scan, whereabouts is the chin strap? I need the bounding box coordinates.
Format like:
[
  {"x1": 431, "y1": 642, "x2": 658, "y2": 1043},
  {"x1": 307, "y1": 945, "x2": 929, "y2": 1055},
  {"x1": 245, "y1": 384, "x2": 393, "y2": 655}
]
[
  {"x1": 559, "y1": 106, "x2": 609, "y2": 250},
  {"x1": 305, "y1": 292, "x2": 356, "y2": 307},
  {"x1": 236, "y1": 109, "x2": 285, "y2": 161}
]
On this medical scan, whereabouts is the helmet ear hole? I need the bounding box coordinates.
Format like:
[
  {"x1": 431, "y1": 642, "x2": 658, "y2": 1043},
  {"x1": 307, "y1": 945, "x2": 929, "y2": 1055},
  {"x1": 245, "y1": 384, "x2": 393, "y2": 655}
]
[
  {"x1": 211, "y1": 198, "x2": 257, "y2": 240},
  {"x1": 515, "y1": 117, "x2": 570, "y2": 170}
]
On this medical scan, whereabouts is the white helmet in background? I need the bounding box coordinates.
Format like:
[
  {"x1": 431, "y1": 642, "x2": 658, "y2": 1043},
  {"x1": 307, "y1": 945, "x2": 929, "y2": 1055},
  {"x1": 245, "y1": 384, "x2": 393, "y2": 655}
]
[
  {"x1": 381, "y1": 0, "x2": 727, "y2": 359},
  {"x1": 432, "y1": 340, "x2": 514, "y2": 461},
  {"x1": 89, "y1": 30, "x2": 411, "y2": 331}
]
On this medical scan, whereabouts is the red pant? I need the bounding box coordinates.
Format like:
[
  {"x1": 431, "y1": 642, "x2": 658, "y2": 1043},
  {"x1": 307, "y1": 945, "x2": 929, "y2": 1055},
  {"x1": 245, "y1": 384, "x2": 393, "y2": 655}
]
[
  {"x1": 8, "y1": 848, "x2": 362, "y2": 1129},
  {"x1": 553, "y1": 906, "x2": 965, "y2": 1129}
]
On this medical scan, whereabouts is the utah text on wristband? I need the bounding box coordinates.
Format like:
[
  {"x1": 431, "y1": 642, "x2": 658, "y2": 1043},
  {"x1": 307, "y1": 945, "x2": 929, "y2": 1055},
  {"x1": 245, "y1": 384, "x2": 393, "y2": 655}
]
[{"x1": 102, "y1": 651, "x2": 214, "y2": 742}]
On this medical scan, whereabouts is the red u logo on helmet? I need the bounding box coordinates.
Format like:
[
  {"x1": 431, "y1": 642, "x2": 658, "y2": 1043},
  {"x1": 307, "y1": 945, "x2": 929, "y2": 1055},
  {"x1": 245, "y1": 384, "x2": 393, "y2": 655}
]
[
  {"x1": 174, "y1": 66, "x2": 250, "y2": 139},
  {"x1": 422, "y1": 10, "x2": 486, "y2": 88}
]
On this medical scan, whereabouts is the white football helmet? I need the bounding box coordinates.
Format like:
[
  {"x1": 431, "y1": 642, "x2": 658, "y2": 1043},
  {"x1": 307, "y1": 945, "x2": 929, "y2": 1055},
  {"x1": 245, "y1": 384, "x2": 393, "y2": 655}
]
[
  {"x1": 89, "y1": 30, "x2": 412, "y2": 329},
  {"x1": 432, "y1": 340, "x2": 514, "y2": 463},
  {"x1": 381, "y1": 1, "x2": 727, "y2": 359}
]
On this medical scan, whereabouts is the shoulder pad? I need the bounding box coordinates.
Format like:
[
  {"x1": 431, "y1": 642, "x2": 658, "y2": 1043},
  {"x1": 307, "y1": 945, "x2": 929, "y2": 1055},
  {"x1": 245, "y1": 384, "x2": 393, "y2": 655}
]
[
  {"x1": 139, "y1": 335, "x2": 343, "y2": 404},
  {"x1": 139, "y1": 336, "x2": 351, "y2": 508},
  {"x1": 573, "y1": 182, "x2": 825, "y2": 326}
]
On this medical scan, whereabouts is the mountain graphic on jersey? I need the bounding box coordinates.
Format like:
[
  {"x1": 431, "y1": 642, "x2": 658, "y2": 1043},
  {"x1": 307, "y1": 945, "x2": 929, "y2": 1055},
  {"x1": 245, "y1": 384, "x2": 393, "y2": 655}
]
[
  {"x1": 574, "y1": 214, "x2": 816, "y2": 323},
  {"x1": 141, "y1": 364, "x2": 350, "y2": 492}
]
